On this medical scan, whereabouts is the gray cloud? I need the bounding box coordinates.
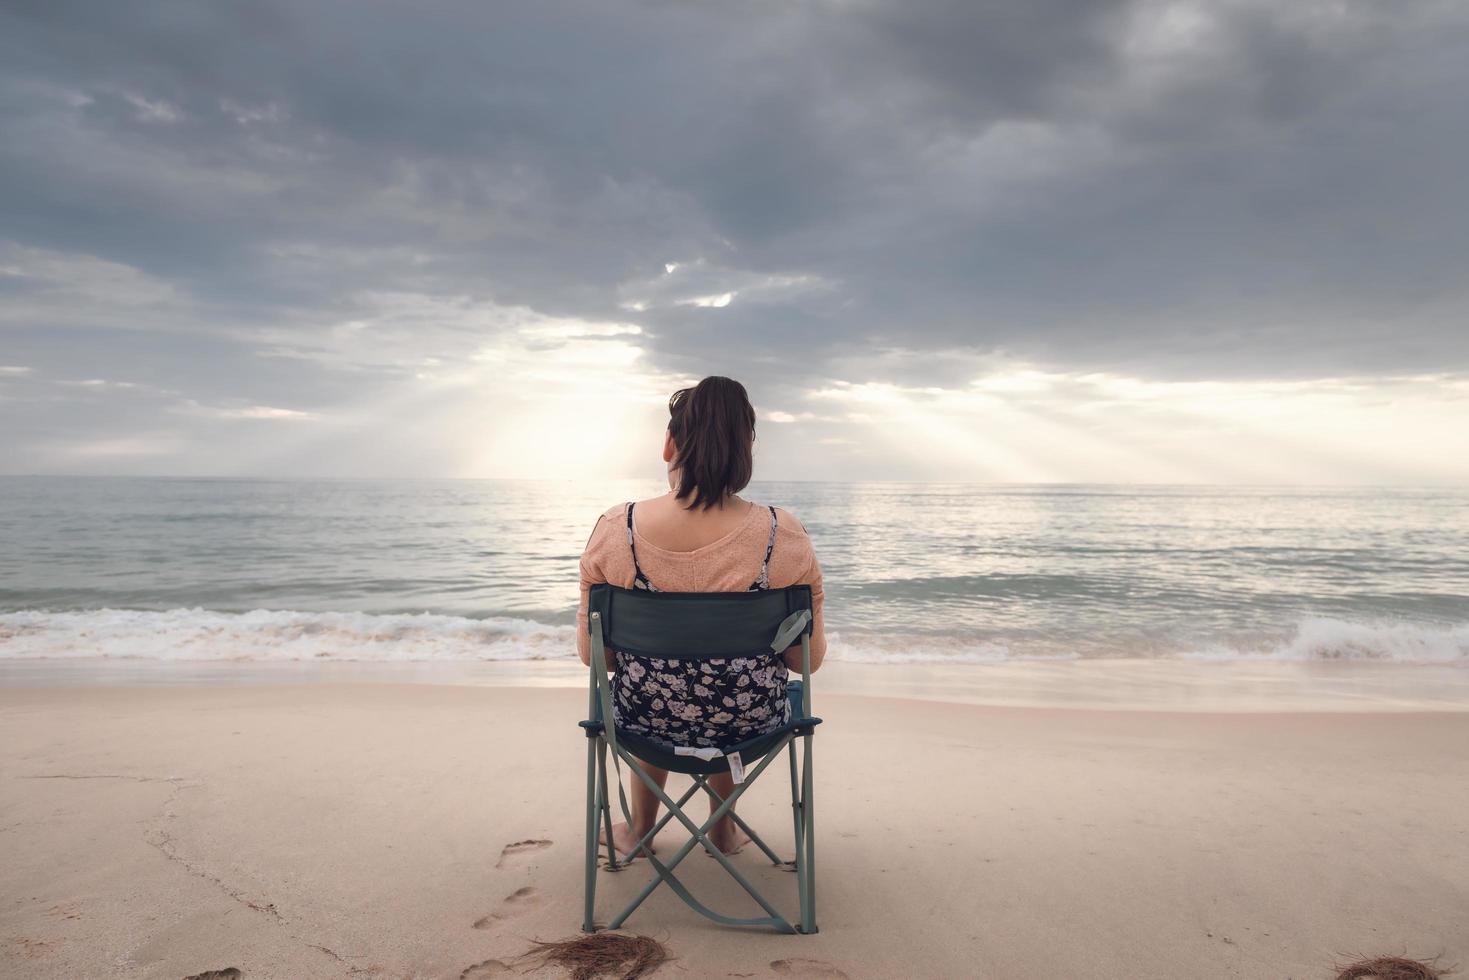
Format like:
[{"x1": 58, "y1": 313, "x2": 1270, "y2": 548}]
[{"x1": 1, "y1": 0, "x2": 1467, "y2": 474}]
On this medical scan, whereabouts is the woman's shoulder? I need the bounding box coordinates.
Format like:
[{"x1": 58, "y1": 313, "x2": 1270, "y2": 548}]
[
  {"x1": 605, "y1": 494, "x2": 676, "y2": 521},
  {"x1": 583, "y1": 502, "x2": 630, "y2": 550},
  {"x1": 768, "y1": 504, "x2": 807, "y2": 531},
  {"x1": 761, "y1": 504, "x2": 819, "y2": 586},
  {"x1": 768, "y1": 505, "x2": 815, "y2": 550},
  {"x1": 598, "y1": 501, "x2": 631, "y2": 522}
]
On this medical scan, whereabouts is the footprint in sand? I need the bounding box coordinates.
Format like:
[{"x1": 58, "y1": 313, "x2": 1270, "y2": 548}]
[
  {"x1": 473, "y1": 886, "x2": 544, "y2": 927},
  {"x1": 183, "y1": 970, "x2": 242, "y2": 980},
  {"x1": 495, "y1": 839, "x2": 552, "y2": 868},
  {"x1": 770, "y1": 959, "x2": 849, "y2": 979},
  {"x1": 460, "y1": 959, "x2": 512, "y2": 979},
  {"x1": 11, "y1": 937, "x2": 56, "y2": 959}
]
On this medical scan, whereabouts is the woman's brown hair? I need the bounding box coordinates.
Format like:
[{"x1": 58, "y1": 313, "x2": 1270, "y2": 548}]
[{"x1": 667, "y1": 376, "x2": 756, "y2": 510}]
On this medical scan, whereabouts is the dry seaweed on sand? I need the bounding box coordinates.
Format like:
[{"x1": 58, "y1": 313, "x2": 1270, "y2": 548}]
[
  {"x1": 519, "y1": 932, "x2": 669, "y2": 980},
  {"x1": 1335, "y1": 956, "x2": 1452, "y2": 980}
]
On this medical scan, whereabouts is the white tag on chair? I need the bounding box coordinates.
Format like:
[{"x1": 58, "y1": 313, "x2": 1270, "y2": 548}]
[
  {"x1": 728, "y1": 751, "x2": 746, "y2": 784},
  {"x1": 674, "y1": 746, "x2": 724, "y2": 761}
]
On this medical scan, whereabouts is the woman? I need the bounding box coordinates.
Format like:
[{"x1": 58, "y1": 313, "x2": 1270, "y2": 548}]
[{"x1": 577, "y1": 375, "x2": 826, "y2": 857}]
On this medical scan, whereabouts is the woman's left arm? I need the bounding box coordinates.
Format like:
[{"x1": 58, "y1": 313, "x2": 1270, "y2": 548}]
[{"x1": 781, "y1": 534, "x2": 826, "y2": 673}]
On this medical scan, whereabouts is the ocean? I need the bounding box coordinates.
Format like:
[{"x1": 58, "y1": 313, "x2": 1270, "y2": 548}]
[{"x1": 1, "y1": 476, "x2": 1466, "y2": 666}]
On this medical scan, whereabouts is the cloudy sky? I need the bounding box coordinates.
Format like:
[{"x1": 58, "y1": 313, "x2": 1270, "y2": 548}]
[{"x1": 2, "y1": 0, "x2": 1467, "y2": 483}]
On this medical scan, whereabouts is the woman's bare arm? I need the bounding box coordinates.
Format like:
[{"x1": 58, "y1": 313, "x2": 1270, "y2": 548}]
[
  {"x1": 781, "y1": 545, "x2": 826, "y2": 673},
  {"x1": 575, "y1": 515, "x2": 610, "y2": 668}
]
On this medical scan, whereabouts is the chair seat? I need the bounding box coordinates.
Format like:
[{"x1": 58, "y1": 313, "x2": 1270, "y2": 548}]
[{"x1": 580, "y1": 680, "x2": 821, "y2": 776}]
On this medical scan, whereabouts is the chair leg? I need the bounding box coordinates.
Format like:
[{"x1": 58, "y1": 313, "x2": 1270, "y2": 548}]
[
  {"x1": 607, "y1": 742, "x2": 796, "y2": 932},
  {"x1": 696, "y1": 776, "x2": 786, "y2": 866},
  {"x1": 787, "y1": 741, "x2": 805, "y2": 874},
  {"x1": 601, "y1": 740, "x2": 704, "y2": 867},
  {"x1": 597, "y1": 739, "x2": 618, "y2": 871},
  {"x1": 800, "y1": 731, "x2": 817, "y2": 933},
  {"x1": 621, "y1": 780, "x2": 702, "y2": 865},
  {"x1": 583, "y1": 736, "x2": 600, "y2": 932}
]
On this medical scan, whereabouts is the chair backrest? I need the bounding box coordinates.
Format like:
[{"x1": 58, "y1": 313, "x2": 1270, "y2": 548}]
[{"x1": 587, "y1": 583, "x2": 813, "y2": 660}]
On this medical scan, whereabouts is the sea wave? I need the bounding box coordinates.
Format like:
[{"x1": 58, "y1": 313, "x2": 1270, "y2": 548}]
[
  {"x1": 0, "y1": 608, "x2": 1464, "y2": 665},
  {"x1": 1183, "y1": 617, "x2": 1469, "y2": 664},
  {"x1": 0, "y1": 608, "x2": 576, "y2": 662}
]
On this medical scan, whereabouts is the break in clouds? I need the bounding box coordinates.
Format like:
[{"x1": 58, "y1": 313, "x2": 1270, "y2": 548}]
[{"x1": 1, "y1": 0, "x2": 1467, "y2": 482}]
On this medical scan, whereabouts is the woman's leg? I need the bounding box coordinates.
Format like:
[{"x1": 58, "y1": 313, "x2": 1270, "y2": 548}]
[
  {"x1": 604, "y1": 766, "x2": 750, "y2": 856},
  {"x1": 705, "y1": 771, "x2": 752, "y2": 854},
  {"x1": 604, "y1": 762, "x2": 669, "y2": 858}
]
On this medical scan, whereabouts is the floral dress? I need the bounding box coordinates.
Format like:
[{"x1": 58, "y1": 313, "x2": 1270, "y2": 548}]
[{"x1": 611, "y1": 502, "x2": 791, "y2": 749}]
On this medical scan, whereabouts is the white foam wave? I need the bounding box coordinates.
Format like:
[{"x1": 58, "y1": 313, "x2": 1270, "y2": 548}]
[
  {"x1": 1184, "y1": 617, "x2": 1469, "y2": 664},
  {"x1": 0, "y1": 608, "x2": 576, "y2": 662},
  {"x1": 831, "y1": 619, "x2": 1469, "y2": 665},
  {"x1": 1, "y1": 610, "x2": 1464, "y2": 666}
]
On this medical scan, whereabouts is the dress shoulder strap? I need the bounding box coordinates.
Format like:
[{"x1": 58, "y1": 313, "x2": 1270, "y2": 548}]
[
  {"x1": 755, "y1": 505, "x2": 778, "y2": 589},
  {"x1": 626, "y1": 502, "x2": 654, "y2": 590}
]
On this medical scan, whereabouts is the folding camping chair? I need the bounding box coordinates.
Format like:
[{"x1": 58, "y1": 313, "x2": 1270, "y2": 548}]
[{"x1": 579, "y1": 582, "x2": 821, "y2": 934}]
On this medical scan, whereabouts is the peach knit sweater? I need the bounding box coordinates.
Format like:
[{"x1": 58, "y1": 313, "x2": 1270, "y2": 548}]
[{"x1": 576, "y1": 500, "x2": 827, "y2": 666}]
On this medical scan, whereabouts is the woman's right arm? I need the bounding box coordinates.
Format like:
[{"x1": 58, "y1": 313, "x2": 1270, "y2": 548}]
[{"x1": 576, "y1": 515, "x2": 607, "y2": 668}]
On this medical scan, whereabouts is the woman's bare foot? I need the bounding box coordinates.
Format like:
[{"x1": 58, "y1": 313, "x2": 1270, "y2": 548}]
[
  {"x1": 601, "y1": 822, "x2": 655, "y2": 861},
  {"x1": 707, "y1": 818, "x2": 751, "y2": 855}
]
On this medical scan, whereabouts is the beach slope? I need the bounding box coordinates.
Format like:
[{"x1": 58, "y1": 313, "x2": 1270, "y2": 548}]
[{"x1": 1, "y1": 683, "x2": 1465, "y2": 980}]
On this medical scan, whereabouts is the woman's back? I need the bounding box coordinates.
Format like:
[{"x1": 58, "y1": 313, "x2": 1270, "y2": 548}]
[
  {"x1": 578, "y1": 493, "x2": 824, "y2": 749},
  {"x1": 624, "y1": 492, "x2": 760, "y2": 554},
  {"x1": 579, "y1": 496, "x2": 823, "y2": 595}
]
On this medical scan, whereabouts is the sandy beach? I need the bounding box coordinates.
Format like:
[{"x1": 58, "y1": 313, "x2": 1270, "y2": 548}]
[{"x1": 2, "y1": 670, "x2": 1465, "y2": 980}]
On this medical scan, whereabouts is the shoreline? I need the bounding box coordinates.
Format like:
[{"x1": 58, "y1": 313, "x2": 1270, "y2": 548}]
[{"x1": 2, "y1": 655, "x2": 1467, "y2": 713}]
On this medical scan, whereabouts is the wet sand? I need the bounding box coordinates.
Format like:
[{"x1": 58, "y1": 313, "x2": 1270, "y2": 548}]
[
  {"x1": 6, "y1": 657, "x2": 1469, "y2": 712},
  {"x1": 1, "y1": 673, "x2": 1466, "y2": 979}
]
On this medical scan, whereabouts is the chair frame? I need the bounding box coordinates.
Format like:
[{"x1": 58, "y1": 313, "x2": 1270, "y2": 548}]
[{"x1": 579, "y1": 593, "x2": 819, "y2": 935}]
